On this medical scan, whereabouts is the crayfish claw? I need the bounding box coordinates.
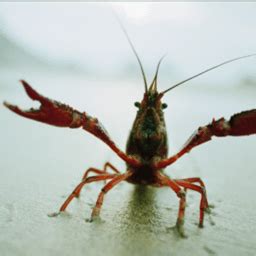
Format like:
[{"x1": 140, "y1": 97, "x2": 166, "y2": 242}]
[
  {"x1": 4, "y1": 80, "x2": 140, "y2": 168},
  {"x1": 20, "y1": 80, "x2": 54, "y2": 108},
  {"x1": 4, "y1": 101, "x2": 30, "y2": 116},
  {"x1": 4, "y1": 101, "x2": 42, "y2": 119},
  {"x1": 4, "y1": 80, "x2": 79, "y2": 127},
  {"x1": 20, "y1": 80, "x2": 40, "y2": 101},
  {"x1": 3, "y1": 101, "x2": 16, "y2": 111}
]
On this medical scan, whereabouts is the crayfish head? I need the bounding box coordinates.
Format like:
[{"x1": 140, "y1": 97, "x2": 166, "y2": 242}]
[
  {"x1": 126, "y1": 81, "x2": 168, "y2": 162},
  {"x1": 126, "y1": 57, "x2": 169, "y2": 162},
  {"x1": 134, "y1": 72, "x2": 168, "y2": 117},
  {"x1": 134, "y1": 67, "x2": 168, "y2": 114}
]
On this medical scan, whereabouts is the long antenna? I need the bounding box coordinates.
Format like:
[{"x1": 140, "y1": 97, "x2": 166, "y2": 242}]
[
  {"x1": 161, "y1": 54, "x2": 256, "y2": 94},
  {"x1": 114, "y1": 14, "x2": 148, "y2": 92}
]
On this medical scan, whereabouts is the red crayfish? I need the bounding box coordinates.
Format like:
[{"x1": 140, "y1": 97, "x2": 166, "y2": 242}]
[{"x1": 4, "y1": 31, "x2": 256, "y2": 236}]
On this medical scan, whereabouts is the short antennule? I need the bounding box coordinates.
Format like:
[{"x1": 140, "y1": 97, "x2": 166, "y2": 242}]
[
  {"x1": 149, "y1": 55, "x2": 166, "y2": 92},
  {"x1": 161, "y1": 53, "x2": 256, "y2": 94}
]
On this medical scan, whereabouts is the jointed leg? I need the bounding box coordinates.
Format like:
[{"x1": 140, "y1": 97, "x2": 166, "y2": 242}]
[
  {"x1": 175, "y1": 177, "x2": 209, "y2": 209},
  {"x1": 157, "y1": 174, "x2": 187, "y2": 235},
  {"x1": 60, "y1": 174, "x2": 118, "y2": 212},
  {"x1": 90, "y1": 171, "x2": 132, "y2": 220},
  {"x1": 177, "y1": 189, "x2": 187, "y2": 236},
  {"x1": 174, "y1": 180, "x2": 208, "y2": 227},
  {"x1": 82, "y1": 162, "x2": 120, "y2": 180},
  {"x1": 74, "y1": 163, "x2": 120, "y2": 197},
  {"x1": 176, "y1": 177, "x2": 206, "y2": 189}
]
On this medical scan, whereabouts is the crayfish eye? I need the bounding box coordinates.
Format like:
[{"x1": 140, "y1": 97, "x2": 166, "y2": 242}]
[
  {"x1": 162, "y1": 103, "x2": 168, "y2": 109},
  {"x1": 134, "y1": 102, "x2": 141, "y2": 108}
]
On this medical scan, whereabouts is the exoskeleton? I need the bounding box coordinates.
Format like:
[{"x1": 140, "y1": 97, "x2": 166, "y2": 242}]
[{"x1": 4, "y1": 26, "x2": 256, "y2": 236}]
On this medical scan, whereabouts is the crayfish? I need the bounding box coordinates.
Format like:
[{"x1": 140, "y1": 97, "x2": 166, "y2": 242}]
[{"x1": 4, "y1": 29, "x2": 256, "y2": 236}]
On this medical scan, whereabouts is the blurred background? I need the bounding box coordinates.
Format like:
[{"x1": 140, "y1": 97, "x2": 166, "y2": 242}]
[
  {"x1": 0, "y1": 3, "x2": 256, "y2": 256},
  {"x1": 0, "y1": 2, "x2": 256, "y2": 84}
]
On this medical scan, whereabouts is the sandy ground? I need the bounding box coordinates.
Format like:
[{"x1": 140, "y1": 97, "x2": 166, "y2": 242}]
[{"x1": 1, "y1": 71, "x2": 256, "y2": 256}]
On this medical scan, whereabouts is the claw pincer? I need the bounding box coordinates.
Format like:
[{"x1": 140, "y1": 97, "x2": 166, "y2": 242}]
[
  {"x1": 4, "y1": 80, "x2": 84, "y2": 128},
  {"x1": 4, "y1": 80, "x2": 141, "y2": 168},
  {"x1": 181, "y1": 109, "x2": 256, "y2": 152}
]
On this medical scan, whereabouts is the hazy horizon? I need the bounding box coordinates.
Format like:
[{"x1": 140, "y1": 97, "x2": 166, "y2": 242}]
[{"x1": 0, "y1": 2, "x2": 256, "y2": 87}]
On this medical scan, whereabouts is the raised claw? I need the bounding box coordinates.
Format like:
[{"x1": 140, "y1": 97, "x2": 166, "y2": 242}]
[
  {"x1": 227, "y1": 109, "x2": 256, "y2": 136},
  {"x1": 4, "y1": 80, "x2": 141, "y2": 167},
  {"x1": 154, "y1": 109, "x2": 256, "y2": 169},
  {"x1": 4, "y1": 80, "x2": 83, "y2": 128},
  {"x1": 184, "y1": 109, "x2": 256, "y2": 150}
]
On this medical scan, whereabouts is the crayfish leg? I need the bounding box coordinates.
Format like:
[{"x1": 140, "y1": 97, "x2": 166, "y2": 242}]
[
  {"x1": 59, "y1": 174, "x2": 118, "y2": 212},
  {"x1": 81, "y1": 162, "x2": 120, "y2": 182},
  {"x1": 174, "y1": 179, "x2": 210, "y2": 227},
  {"x1": 157, "y1": 174, "x2": 187, "y2": 237},
  {"x1": 90, "y1": 171, "x2": 132, "y2": 221},
  {"x1": 176, "y1": 189, "x2": 187, "y2": 237}
]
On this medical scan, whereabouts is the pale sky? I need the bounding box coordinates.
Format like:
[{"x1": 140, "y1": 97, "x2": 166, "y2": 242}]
[{"x1": 0, "y1": 2, "x2": 256, "y2": 85}]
